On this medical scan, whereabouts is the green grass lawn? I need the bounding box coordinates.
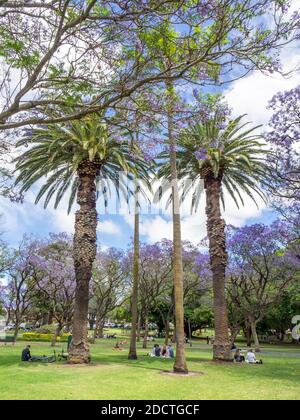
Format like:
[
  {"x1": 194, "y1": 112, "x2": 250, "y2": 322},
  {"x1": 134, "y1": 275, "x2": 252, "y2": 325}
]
[{"x1": 0, "y1": 336, "x2": 300, "y2": 400}]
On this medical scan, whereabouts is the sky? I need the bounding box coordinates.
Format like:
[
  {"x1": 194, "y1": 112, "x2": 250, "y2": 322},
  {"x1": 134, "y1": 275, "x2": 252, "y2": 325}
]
[{"x1": 0, "y1": 2, "x2": 300, "y2": 251}]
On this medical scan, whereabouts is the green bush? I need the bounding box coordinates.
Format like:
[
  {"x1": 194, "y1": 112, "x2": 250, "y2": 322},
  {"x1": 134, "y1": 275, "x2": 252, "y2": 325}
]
[{"x1": 21, "y1": 332, "x2": 71, "y2": 342}]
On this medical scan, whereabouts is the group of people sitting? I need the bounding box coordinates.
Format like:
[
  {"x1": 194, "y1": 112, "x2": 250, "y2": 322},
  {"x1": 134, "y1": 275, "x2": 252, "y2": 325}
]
[
  {"x1": 149, "y1": 344, "x2": 175, "y2": 359},
  {"x1": 234, "y1": 348, "x2": 263, "y2": 364}
]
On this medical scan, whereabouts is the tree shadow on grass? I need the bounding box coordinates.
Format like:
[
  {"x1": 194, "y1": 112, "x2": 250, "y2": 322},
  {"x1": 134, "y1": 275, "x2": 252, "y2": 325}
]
[
  {"x1": 91, "y1": 351, "x2": 211, "y2": 374},
  {"x1": 197, "y1": 358, "x2": 300, "y2": 386},
  {"x1": 91, "y1": 352, "x2": 171, "y2": 372},
  {"x1": 0, "y1": 354, "x2": 24, "y2": 368}
]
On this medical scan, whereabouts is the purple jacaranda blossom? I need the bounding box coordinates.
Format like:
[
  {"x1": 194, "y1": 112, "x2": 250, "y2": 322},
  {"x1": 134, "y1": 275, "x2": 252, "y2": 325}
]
[{"x1": 194, "y1": 148, "x2": 208, "y2": 161}]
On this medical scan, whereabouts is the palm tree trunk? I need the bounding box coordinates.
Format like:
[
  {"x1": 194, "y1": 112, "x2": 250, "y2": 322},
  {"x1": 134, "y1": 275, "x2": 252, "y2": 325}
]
[
  {"x1": 128, "y1": 209, "x2": 139, "y2": 360},
  {"x1": 167, "y1": 85, "x2": 188, "y2": 374},
  {"x1": 205, "y1": 176, "x2": 232, "y2": 361},
  {"x1": 69, "y1": 162, "x2": 98, "y2": 364},
  {"x1": 137, "y1": 313, "x2": 141, "y2": 342}
]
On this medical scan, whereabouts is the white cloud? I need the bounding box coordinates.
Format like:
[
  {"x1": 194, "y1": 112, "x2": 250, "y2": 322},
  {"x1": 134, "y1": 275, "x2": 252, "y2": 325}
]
[
  {"x1": 222, "y1": 193, "x2": 267, "y2": 226},
  {"x1": 126, "y1": 213, "x2": 202, "y2": 246},
  {"x1": 122, "y1": 188, "x2": 268, "y2": 246},
  {"x1": 225, "y1": 43, "x2": 300, "y2": 126},
  {"x1": 50, "y1": 209, "x2": 75, "y2": 234},
  {"x1": 98, "y1": 220, "x2": 121, "y2": 235}
]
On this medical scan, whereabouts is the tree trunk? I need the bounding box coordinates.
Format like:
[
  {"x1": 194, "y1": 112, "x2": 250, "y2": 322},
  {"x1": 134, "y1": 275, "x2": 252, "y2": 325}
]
[
  {"x1": 164, "y1": 320, "x2": 170, "y2": 345},
  {"x1": 250, "y1": 318, "x2": 260, "y2": 352},
  {"x1": 93, "y1": 319, "x2": 104, "y2": 342},
  {"x1": 244, "y1": 324, "x2": 252, "y2": 347},
  {"x1": 98, "y1": 321, "x2": 104, "y2": 339},
  {"x1": 137, "y1": 313, "x2": 141, "y2": 342},
  {"x1": 230, "y1": 329, "x2": 239, "y2": 345},
  {"x1": 172, "y1": 318, "x2": 177, "y2": 343},
  {"x1": 47, "y1": 310, "x2": 53, "y2": 325},
  {"x1": 128, "y1": 209, "x2": 139, "y2": 360},
  {"x1": 51, "y1": 324, "x2": 62, "y2": 347},
  {"x1": 143, "y1": 314, "x2": 149, "y2": 349},
  {"x1": 204, "y1": 176, "x2": 232, "y2": 361},
  {"x1": 167, "y1": 85, "x2": 188, "y2": 374},
  {"x1": 69, "y1": 162, "x2": 98, "y2": 364},
  {"x1": 13, "y1": 321, "x2": 20, "y2": 342}
]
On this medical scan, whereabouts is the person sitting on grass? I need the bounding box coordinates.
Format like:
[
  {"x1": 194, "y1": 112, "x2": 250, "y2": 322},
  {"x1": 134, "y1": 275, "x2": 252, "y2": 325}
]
[
  {"x1": 246, "y1": 349, "x2": 263, "y2": 365},
  {"x1": 149, "y1": 344, "x2": 157, "y2": 357},
  {"x1": 234, "y1": 349, "x2": 245, "y2": 363},
  {"x1": 161, "y1": 345, "x2": 168, "y2": 357},
  {"x1": 154, "y1": 344, "x2": 161, "y2": 357},
  {"x1": 113, "y1": 342, "x2": 123, "y2": 351},
  {"x1": 168, "y1": 345, "x2": 174, "y2": 359},
  {"x1": 21, "y1": 345, "x2": 31, "y2": 362}
]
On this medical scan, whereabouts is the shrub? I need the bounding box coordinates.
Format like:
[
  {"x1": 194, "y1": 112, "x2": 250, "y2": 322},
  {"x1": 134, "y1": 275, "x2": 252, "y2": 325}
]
[{"x1": 21, "y1": 332, "x2": 71, "y2": 342}]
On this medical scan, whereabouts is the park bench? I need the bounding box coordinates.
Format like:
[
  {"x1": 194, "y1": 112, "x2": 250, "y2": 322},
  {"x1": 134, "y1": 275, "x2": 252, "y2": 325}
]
[{"x1": 0, "y1": 336, "x2": 16, "y2": 345}]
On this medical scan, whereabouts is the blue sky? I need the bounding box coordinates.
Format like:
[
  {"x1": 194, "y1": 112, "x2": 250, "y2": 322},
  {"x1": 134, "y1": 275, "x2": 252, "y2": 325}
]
[{"x1": 0, "y1": 3, "x2": 300, "y2": 251}]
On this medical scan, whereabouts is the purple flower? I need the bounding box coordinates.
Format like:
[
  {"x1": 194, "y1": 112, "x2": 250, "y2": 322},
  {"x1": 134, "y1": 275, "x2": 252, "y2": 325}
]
[{"x1": 194, "y1": 148, "x2": 208, "y2": 161}]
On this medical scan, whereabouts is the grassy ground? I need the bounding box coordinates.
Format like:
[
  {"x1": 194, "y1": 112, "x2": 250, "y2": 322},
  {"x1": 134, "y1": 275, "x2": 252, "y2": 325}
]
[{"x1": 0, "y1": 333, "x2": 300, "y2": 400}]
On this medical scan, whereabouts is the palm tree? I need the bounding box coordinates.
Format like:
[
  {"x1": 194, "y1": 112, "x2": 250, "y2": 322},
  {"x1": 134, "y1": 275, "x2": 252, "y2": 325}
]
[
  {"x1": 159, "y1": 115, "x2": 268, "y2": 361},
  {"x1": 166, "y1": 82, "x2": 188, "y2": 374},
  {"x1": 128, "y1": 180, "x2": 153, "y2": 360},
  {"x1": 128, "y1": 204, "x2": 140, "y2": 360},
  {"x1": 15, "y1": 114, "x2": 150, "y2": 364},
  {"x1": 124, "y1": 129, "x2": 153, "y2": 360}
]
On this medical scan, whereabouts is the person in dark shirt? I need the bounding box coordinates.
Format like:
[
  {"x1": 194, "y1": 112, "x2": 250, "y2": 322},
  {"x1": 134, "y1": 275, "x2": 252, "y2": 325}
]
[
  {"x1": 154, "y1": 344, "x2": 161, "y2": 357},
  {"x1": 21, "y1": 345, "x2": 31, "y2": 362},
  {"x1": 168, "y1": 345, "x2": 175, "y2": 359},
  {"x1": 234, "y1": 349, "x2": 245, "y2": 363}
]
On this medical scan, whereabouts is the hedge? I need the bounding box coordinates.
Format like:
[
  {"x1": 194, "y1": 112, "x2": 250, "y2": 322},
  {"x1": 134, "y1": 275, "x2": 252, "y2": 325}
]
[{"x1": 21, "y1": 332, "x2": 71, "y2": 342}]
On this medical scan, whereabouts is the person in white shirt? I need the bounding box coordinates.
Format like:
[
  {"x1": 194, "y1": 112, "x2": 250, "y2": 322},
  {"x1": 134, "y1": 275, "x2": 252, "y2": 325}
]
[
  {"x1": 149, "y1": 345, "x2": 156, "y2": 357},
  {"x1": 246, "y1": 349, "x2": 263, "y2": 364}
]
